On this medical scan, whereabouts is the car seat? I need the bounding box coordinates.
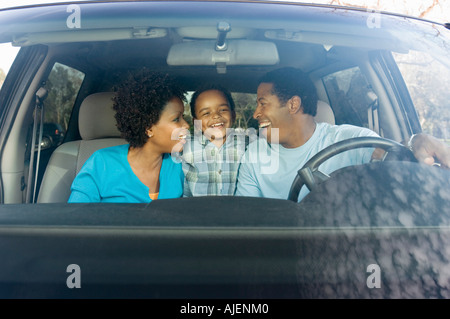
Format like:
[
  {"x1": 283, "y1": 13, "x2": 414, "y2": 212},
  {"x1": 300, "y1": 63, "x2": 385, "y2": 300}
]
[
  {"x1": 37, "y1": 92, "x2": 127, "y2": 203},
  {"x1": 314, "y1": 100, "x2": 335, "y2": 125}
]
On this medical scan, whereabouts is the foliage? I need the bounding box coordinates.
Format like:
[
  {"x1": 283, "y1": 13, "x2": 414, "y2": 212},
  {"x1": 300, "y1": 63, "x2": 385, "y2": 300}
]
[
  {"x1": 44, "y1": 63, "x2": 84, "y2": 131},
  {"x1": 232, "y1": 92, "x2": 259, "y2": 130},
  {"x1": 394, "y1": 51, "x2": 450, "y2": 140}
]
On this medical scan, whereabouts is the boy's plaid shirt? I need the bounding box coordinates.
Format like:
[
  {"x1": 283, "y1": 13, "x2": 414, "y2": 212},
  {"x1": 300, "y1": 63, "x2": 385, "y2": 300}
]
[{"x1": 181, "y1": 129, "x2": 248, "y2": 196}]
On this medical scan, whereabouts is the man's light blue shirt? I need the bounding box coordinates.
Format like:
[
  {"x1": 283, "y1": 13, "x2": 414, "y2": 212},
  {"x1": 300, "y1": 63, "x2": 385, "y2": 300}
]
[{"x1": 235, "y1": 123, "x2": 378, "y2": 202}]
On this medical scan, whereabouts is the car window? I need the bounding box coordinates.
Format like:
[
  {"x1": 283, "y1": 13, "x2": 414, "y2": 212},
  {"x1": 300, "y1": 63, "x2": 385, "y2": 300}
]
[
  {"x1": 0, "y1": 43, "x2": 20, "y2": 84},
  {"x1": 24, "y1": 62, "x2": 85, "y2": 201},
  {"x1": 323, "y1": 67, "x2": 377, "y2": 131},
  {"x1": 393, "y1": 50, "x2": 450, "y2": 144},
  {"x1": 0, "y1": 68, "x2": 5, "y2": 89},
  {"x1": 232, "y1": 92, "x2": 258, "y2": 130},
  {"x1": 43, "y1": 62, "x2": 85, "y2": 147}
]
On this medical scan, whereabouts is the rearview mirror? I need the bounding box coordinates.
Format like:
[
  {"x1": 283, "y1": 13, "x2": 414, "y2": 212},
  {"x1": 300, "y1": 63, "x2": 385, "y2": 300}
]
[{"x1": 167, "y1": 39, "x2": 279, "y2": 67}]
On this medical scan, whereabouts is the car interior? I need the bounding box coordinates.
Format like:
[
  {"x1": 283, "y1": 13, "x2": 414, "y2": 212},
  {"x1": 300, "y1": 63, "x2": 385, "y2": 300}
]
[
  {"x1": 1, "y1": 1, "x2": 450, "y2": 299},
  {"x1": 0, "y1": 11, "x2": 427, "y2": 204}
]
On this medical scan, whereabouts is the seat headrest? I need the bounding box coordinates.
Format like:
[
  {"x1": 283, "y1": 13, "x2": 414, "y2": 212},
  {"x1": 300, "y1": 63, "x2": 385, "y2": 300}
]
[
  {"x1": 314, "y1": 100, "x2": 335, "y2": 125},
  {"x1": 78, "y1": 92, "x2": 122, "y2": 140}
]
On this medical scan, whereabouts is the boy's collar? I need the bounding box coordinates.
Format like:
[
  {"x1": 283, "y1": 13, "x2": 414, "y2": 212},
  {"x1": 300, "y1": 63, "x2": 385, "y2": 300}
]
[
  {"x1": 198, "y1": 128, "x2": 234, "y2": 146},
  {"x1": 198, "y1": 132, "x2": 209, "y2": 146},
  {"x1": 195, "y1": 127, "x2": 244, "y2": 146},
  {"x1": 196, "y1": 129, "x2": 228, "y2": 146}
]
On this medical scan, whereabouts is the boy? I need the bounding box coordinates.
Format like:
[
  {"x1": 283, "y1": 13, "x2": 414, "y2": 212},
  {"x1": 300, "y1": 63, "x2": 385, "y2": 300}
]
[{"x1": 181, "y1": 85, "x2": 249, "y2": 196}]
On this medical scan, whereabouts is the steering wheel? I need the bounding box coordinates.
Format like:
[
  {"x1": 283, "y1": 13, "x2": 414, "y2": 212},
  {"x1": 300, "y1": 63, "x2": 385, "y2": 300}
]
[{"x1": 287, "y1": 136, "x2": 417, "y2": 202}]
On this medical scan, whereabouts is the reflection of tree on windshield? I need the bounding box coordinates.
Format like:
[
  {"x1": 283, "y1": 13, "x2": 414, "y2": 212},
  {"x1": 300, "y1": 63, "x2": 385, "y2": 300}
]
[
  {"x1": 316, "y1": 0, "x2": 447, "y2": 24},
  {"x1": 394, "y1": 51, "x2": 450, "y2": 143},
  {"x1": 290, "y1": 161, "x2": 450, "y2": 298}
]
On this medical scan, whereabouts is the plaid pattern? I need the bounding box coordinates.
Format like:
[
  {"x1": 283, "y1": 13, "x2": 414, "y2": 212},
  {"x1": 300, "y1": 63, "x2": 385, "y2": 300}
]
[{"x1": 181, "y1": 130, "x2": 248, "y2": 196}]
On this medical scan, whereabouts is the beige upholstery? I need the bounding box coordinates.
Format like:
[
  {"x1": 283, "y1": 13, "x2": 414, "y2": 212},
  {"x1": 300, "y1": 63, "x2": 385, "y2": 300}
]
[
  {"x1": 37, "y1": 92, "x2": 127, "y2": 203},
  {"x1": 314, "y1": 100, "x2": 335, "y2": 125}
]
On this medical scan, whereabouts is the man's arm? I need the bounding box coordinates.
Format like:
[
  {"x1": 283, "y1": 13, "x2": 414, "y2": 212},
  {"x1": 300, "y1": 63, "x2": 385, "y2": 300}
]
[
  {"x1": 368, "y1": 132, "x2": 450, "y2": 169},
  {"x1": 408, "y1": 133, "x2": 450, "y2": 169},
  {"x1": 234, "y1": 159, "x2": 262, "y2": 197}
]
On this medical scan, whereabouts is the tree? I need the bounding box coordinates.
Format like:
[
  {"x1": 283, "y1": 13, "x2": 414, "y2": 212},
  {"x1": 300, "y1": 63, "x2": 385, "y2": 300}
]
[
  {"x1": 322, "y1": 0, "x2": 446, "y2": 24},
  {"x1": 311, "y1": 0, "x2": 450, "y2": 141},
  {"x1": 232, "y1": 93, "x2": 259, "y2": 130},
  {"x1": 44, "y1": 63, "x2": 84, "y2": 130}
]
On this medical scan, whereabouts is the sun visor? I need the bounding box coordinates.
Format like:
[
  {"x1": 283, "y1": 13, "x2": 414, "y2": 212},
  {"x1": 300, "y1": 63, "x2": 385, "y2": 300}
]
[{"x1": 167, "y1": 40, "x2": 280, "y2": 67}]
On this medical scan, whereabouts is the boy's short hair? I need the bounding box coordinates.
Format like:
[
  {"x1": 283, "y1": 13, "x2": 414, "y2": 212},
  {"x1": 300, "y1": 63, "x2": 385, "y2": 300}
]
[
  {"x1": 259, "y1": 67, "x2": 318, "y2": 116},
  {"x1": 190, "y1": 84, "x2": 235, "y2": 118}
]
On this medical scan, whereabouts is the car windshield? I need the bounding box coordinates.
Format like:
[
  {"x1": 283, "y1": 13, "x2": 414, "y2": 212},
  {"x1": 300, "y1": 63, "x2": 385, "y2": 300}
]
[{"x1": 0, "y1": 0, "x2": 449, "y2": 300}]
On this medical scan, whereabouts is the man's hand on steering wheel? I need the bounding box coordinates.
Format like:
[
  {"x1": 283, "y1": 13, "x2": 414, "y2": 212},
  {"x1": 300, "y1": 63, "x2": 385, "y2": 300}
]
[
  {"x1": 408, "y1": 133, "x2": 450, "y2": 169},
  {"x1": 288, "y1": 136, "x2": 417, "y2": 202}
]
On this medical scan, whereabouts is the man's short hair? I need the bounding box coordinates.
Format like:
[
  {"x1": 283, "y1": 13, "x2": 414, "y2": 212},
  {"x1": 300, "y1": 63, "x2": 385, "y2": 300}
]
[{"x1": 259, "y1": 67, "x2": 318, "y2": 116}]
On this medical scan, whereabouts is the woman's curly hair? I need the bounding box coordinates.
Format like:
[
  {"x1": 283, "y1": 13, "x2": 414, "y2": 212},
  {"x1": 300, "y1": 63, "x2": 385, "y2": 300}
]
[{"x1": 113, "y1": 69, "x2": 186, "y2": 148}]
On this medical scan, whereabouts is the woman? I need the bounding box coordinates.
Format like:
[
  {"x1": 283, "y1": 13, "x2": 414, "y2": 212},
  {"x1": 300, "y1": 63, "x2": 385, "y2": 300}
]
[{"x1": 68, "y1": 70, "x2": 190, "y2": 203}]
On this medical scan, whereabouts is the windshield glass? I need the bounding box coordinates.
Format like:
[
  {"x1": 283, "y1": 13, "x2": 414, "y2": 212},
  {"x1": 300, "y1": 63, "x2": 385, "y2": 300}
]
[{"x1": 0, "y1": 0, "x2": 450, "y2": 300}]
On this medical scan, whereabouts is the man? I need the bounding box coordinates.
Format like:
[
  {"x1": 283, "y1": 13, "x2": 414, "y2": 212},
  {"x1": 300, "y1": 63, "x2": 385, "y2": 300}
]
[{"x1": 235, "y1": 67, "x2": 450, "y2": 202}]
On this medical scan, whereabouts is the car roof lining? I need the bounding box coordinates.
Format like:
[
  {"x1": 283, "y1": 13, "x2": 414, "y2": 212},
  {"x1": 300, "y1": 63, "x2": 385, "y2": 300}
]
[{"x1": 42, "y1": 40, "x2": 327, "y2": 93}]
